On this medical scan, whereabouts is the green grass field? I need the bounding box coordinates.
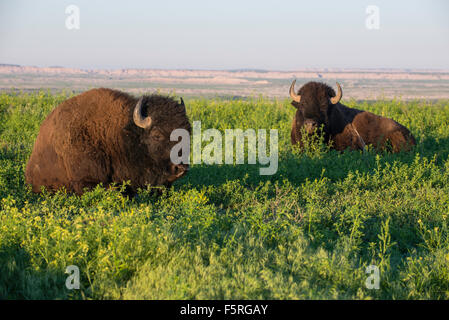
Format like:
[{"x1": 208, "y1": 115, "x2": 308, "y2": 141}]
[{"x1": 1, "y1": 91, "x2": 449, "y2": 299}]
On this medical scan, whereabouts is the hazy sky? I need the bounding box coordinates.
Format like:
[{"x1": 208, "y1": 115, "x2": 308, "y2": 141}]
[{"x1": 0, "y1": 0, "x2": 448, "y2": 70}]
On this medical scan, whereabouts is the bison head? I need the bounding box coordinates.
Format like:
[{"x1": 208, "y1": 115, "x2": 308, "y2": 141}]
[
  {"x1": 133, "y1": 95, "x2": 191, "y2": 185},
  {"x1": 289, "y1": 80, "x2": 342, "y2": 136}
]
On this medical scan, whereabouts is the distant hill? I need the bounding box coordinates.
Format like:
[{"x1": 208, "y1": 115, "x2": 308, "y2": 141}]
[
  {"x1": 0, "y1": 63, "x2": 21, "y2": 67},
  {"x1": 2, "y1": 64, "x2": 449, "y2": 75},
  {"x1": 1, "y1": 64, "x2": 448, "y2": 99}
]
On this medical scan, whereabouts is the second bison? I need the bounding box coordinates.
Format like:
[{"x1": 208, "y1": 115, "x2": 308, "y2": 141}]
[
  {"x1": 289, "y1": 80, "x2": 416, "y2": 152},
  {"x1": 25, "y1": 88, "x2": 191, "y2": 195}
]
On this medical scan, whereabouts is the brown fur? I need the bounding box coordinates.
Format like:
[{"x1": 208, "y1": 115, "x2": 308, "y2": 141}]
[
  {"x1": 25, "y1": 88, "x2": 191, "y2": 195},
  {"x1": 291, "y1": 82, "x2": 416, "y2": 152}
]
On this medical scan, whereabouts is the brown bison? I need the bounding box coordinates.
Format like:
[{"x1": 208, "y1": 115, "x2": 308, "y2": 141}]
[
  {"x1": 289, "y1": 80, "x2": 416, "y2": 152},
  {"x1": 25, "y1": 88, "x2": 191, "y2": 195}
]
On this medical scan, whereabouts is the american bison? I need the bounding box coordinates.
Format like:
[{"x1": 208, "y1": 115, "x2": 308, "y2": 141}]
[
  {"x1": 289, "y1": 80, "x2": 416, "y2": 152},
  {"x1": 25, "y1": 88, "x2": 191, "y2": 195}
]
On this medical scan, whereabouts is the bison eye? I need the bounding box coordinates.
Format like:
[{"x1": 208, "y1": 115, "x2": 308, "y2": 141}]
[
  {"x1": 150, "y1": 129, "x2": 165, "y2": 142},
  {"x1": 154, "y1": 135, "x2": 164, "y2": 142}
]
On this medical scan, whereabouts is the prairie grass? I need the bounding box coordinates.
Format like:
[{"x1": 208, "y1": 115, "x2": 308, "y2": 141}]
[{"x1": 0, "y1": 91, "x2": 448, "y2": 299}]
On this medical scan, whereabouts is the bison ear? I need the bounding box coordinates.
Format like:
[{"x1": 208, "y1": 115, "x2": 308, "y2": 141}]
[{"x1": 291, "y1": 101, "x2": 300, "y2": 109}]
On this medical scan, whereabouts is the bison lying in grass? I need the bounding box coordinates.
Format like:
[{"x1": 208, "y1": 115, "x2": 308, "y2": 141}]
[
  {"x1": 289, "y1": 80, "x2": 416, "y2": 152},
  {"x1": 26, "y1": 88, "x2": 191, "y2": 195}
]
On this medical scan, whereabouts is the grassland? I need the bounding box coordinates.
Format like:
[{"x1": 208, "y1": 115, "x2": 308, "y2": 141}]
[{"x1": 0, "y1": 91, "x2": 449, "y2": 299}]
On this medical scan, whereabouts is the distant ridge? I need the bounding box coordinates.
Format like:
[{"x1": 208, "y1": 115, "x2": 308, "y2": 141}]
[
  {"x1": 1, "y1": 63, "x2": 449, "y2": 74},
  {"x1": 0, "y1": 63, "x2": 21, "y2": 67},
  {"x1": 2, "y1": 63, "x2": 449, "y2": 100},
  {"x1": 228, "y1": 69, "x2": 269, "y2": 73}
]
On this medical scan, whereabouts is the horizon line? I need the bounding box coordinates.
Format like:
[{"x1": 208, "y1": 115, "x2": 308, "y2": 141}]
[{"x1": 2, "y1": 63, "x2": 449, "y2": 73}]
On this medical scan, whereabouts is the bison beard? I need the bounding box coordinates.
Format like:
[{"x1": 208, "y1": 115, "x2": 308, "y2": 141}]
[
  {"x1": 25, "y1": 88, "x2": 191, "y2": 195},
  {"x1": 289, "y1": 81, "x2": 416, "y2": 153}
]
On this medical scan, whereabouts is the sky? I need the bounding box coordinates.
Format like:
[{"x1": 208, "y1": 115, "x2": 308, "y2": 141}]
[{"x1": 0, "y1": 0, "x2": 448, "y2": 70}]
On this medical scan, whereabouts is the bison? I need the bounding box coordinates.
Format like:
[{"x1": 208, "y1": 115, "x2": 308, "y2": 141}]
[
  {"x1": 289, "y1": 80, "x2": 416, "y2": 152},
  {"x1": 25, "y1": 88, "x2": 191, "y2": 195}
]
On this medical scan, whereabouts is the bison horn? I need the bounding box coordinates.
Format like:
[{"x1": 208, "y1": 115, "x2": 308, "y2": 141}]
[
  {"x1": 179, "y1": 97, "x2": 186, "y2": 112},
  {"x1": 133, "y1": 96, "x2": 152, "y2": 129},
  {"x1": 330, "y1": 82, "x2": 342, "y2": 104},
  {"x1": 289, "y1": 79, "x2": 301, "y2": 103}
]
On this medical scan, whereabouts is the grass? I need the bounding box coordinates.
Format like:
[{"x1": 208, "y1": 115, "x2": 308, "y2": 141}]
[{"x1": 0, "y1": 90, "x2": 449, "y2": 299}]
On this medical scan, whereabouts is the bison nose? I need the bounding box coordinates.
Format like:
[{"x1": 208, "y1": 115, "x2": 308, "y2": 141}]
[
  {"x1": 304, "y1": 120, "x2": 318, "y2": 134},
  {"x1": 166, "y1": 163, "x2": 189, "y2": 183},
  {"x1": 170, "y1": 163, "x2": 189, "y2": 176}
]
